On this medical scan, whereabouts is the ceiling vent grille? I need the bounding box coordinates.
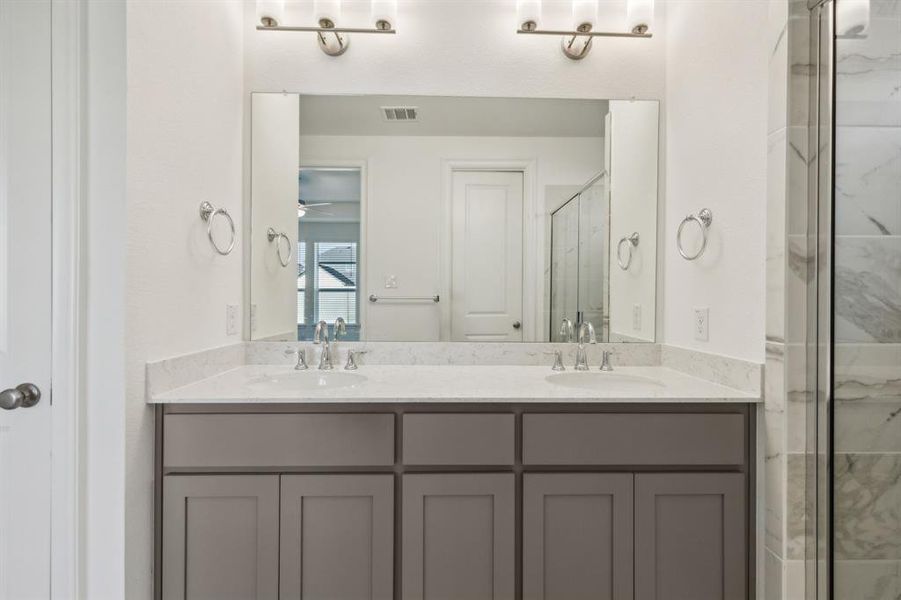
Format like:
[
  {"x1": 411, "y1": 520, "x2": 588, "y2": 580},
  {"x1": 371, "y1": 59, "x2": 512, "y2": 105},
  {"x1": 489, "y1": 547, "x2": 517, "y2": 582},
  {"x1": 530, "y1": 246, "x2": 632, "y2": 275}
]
[{"x1": 381, "y1": 106, "x2": 418, "y2": 122}]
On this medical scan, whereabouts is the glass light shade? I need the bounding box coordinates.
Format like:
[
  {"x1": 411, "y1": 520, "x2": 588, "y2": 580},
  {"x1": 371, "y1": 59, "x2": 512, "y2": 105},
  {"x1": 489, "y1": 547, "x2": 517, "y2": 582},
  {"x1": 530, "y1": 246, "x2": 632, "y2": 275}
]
[
  {"x1": 517, "y1": 0, "x2": 541, "y2": 30},
  {"x1": 371, "y1": 0, "x2": 397, "y2": 29},
  {"x1": 837, "y1": 0, "x2": 869, "y2": 36},
  {"x1": 572, "y1": 0, "x2": 597, "y2": 30},
  {"x1": 626, "y1": 0, "x2": 653, "y2": 33},
  {"x1": 314, "y1": 0, "x2": 341, "y2": 26},
  {"x1": 256, "y1": 0, "x2": 285, "y2": 27}
]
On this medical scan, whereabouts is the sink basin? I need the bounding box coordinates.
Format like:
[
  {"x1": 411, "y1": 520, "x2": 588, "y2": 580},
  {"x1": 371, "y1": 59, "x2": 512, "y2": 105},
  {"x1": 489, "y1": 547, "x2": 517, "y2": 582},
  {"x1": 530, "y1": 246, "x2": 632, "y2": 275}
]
[
  {"x1": 247, "y1": 371, "x2": 367, "y2": 391},
  {"x1": 545, "y1": 371, "x2": 664, "y2": 392}
]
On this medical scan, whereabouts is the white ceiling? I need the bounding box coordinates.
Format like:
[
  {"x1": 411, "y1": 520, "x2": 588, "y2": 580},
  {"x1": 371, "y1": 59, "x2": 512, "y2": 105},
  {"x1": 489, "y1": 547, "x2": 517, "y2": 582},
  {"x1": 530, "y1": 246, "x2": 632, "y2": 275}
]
[
  {"x1": 299, "y1": 168, "x2": 361, "y2": 203},
  {"x1": 298, "y1": 95, "x2": 608, "y2": 138}
]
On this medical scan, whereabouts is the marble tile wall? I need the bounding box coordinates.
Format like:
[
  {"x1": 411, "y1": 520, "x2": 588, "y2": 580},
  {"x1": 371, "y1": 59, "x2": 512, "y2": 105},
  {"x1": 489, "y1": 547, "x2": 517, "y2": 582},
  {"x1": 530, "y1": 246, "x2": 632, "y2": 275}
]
[
  {"x1": 833, "y1": 1, "x2": 901, "y2": 596},
  {"x1": 765, "y1": 0, "x2": 811, "y2": 597}
]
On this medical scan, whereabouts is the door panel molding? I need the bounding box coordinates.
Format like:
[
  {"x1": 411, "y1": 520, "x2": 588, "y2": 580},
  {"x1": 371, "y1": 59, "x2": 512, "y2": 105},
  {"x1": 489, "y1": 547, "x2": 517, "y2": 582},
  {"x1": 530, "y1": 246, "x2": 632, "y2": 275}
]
[{"x1": 440, "y1": 159, "x2": 537, "y2": 341}]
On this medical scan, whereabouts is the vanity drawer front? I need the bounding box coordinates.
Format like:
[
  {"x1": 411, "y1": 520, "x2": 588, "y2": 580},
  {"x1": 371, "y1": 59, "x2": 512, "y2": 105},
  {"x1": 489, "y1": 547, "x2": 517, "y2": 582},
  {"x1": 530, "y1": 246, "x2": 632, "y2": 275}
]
[
  {"x1": 403, "y1": 413, "x2": 515, "y2": 465},
  {"x1": 164, "y1": 413, "x2": 395, "y2": 468},
  {"x1": 522, "y1": 413, "x2": 745, "y2": 466}
]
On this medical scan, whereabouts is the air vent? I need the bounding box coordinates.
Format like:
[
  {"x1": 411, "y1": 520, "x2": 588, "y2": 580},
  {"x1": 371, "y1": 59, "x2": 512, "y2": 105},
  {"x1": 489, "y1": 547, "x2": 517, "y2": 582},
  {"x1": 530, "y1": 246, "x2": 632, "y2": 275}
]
[{"x1": 381, "y1": 106, "x2": 418, "y2": 122}]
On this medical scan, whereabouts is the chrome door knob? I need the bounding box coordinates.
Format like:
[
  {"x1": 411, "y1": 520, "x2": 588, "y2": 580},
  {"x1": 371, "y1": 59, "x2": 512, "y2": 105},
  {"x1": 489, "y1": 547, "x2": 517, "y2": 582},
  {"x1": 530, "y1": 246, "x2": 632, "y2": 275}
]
[
  {"x1": 512, "y1": 321, "x2": 522, "y2": 329},
  {"x1": 0, "y1": 383, "x2": 41, "y2": 410}
]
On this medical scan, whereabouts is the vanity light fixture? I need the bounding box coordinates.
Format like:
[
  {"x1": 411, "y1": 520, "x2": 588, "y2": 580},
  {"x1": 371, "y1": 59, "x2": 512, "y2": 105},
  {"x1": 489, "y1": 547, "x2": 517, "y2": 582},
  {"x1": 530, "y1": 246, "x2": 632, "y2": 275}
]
[
  {"x1": 255, "y1": 0, "x2": 397, "y2": 57},
  {"x1": 517, "y1": 0, "x2": 652, "y2": 61}
]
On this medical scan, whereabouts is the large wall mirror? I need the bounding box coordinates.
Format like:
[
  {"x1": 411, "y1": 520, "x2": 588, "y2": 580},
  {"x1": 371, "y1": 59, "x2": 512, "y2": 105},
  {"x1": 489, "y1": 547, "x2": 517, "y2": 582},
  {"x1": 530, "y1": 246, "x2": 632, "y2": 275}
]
[{"x1": 250, "y1": 93, "x2": 659, "y2": 343}]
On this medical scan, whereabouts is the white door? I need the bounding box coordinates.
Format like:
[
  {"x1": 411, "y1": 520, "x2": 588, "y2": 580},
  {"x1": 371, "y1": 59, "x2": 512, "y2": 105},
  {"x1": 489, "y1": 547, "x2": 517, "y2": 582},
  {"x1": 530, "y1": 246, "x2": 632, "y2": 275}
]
[
  {"x1": 451, "y1": 171, "x2": 523, "y2": 341},
  {"x1": 0, "y1": 0, "x2": 53, "y2": 598}
]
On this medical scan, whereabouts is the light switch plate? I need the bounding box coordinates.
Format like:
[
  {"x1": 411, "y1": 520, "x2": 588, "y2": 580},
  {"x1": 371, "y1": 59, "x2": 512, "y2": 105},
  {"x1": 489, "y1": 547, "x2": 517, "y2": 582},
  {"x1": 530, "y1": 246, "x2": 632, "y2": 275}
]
[
  {"x1": 384, "y1": 275, "x2": 398, "y2": 289},
  {"x1": 226, "y1": 305, "x2": 239, "y2": 335},
  {"x1": 694, "y1": 307, "x2": 709, "y2": 341},
  {"x1": 632, "y1": 304, "x2": 642, "y2": 331}
]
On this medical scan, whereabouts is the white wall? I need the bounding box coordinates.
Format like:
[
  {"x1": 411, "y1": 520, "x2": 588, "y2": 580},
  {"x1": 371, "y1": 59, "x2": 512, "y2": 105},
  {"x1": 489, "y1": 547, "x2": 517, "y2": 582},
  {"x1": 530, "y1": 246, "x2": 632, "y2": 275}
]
[
  {"x1": 83, "y1": 1, "x2": 127, "y2": 597},
  {"x1": 246, "y1": 1, "x2": 666, "y2": 100},
  {"x1": 662, "y1": 0, "x2": 768, "y2": 362},
  {"x1": 299, "y1": 134, "x2": 604, "y2": 340},
  {"x1": 125, "y1": 1, "x2": 245, "y2": 597},
  {"x1": 251, "y1": 93, "x2": 299, "y2": 339},
  {"x1": 608, "y1": 100, "x2": 659, "y2": 342}
]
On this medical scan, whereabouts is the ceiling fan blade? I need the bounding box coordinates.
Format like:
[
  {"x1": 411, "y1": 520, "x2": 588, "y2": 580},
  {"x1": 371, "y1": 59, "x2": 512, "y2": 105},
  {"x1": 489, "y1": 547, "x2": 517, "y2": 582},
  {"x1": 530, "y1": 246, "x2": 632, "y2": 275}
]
[{"x1": 298, "y1": 202, "x2": 333, "y2": 208}]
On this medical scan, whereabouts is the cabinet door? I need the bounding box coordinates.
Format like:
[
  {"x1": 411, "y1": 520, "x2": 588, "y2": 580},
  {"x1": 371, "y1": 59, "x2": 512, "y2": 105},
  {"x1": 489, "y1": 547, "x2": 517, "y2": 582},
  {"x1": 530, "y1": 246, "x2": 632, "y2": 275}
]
[
  {"x1": 402, "y1": 473, "x2": 515, "y2": 600},
  {"x1": 280, "y1": 475, "x2": 394, "y2": 600},
  {"x1": 635, "y1": 473, "x2": 746, "y2": 600},
  {"x1": 523, "y1": 474, "x2": 633, "y2": 600},
  {"x1": 162, "y1": 475, "x2": 279, "y2": 600}
]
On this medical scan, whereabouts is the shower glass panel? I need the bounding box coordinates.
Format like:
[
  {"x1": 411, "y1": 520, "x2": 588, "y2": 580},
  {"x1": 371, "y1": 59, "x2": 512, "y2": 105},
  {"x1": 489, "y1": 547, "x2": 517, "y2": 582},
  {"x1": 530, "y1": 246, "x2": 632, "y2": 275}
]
[
  {"x1": 831, "y1": 0, "x2": 901, "y2": 596},
  {"x1": 549, "y1": 178, "x2": 608, "y2": 342}
]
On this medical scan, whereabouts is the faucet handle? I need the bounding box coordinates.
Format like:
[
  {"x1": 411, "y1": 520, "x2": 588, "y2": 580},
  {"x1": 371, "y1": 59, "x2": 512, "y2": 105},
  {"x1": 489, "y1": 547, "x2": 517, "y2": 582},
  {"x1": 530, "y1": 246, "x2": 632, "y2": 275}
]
[
  {"x1": 600, "y1": 349, "x2": 614, "y2": 372},
  {"x1": 344, "y1": 350, "x2": 367, "y2": 371},
  {"x1": 294, "y1": 348, "x2": 309, "y2": 370},
  {"x1": 543, "y1": 350, "x2": 566, "y2": 372}
]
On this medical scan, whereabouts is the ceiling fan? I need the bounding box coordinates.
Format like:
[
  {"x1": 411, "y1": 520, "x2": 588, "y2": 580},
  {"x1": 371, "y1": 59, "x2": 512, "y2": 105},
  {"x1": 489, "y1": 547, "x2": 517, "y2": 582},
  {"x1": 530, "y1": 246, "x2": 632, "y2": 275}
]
[{"x1": 297, "y1": 200, "x2": 333, "y2": 218}]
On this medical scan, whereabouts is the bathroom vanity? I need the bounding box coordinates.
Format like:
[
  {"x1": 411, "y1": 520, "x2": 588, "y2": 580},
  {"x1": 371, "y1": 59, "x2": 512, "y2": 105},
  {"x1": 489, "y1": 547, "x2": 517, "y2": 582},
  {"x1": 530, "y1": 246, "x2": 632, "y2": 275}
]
[{"x1": 151, "y1": 360, "x2": 758, "y2": 600}]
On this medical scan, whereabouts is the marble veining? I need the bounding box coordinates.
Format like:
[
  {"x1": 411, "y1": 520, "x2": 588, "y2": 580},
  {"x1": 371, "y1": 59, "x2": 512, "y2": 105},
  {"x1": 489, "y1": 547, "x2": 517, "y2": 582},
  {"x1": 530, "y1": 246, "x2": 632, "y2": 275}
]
[
  {"x1": 835, "y1": 560, "x2": 901, "y2": 600},
  {"x1": 835, "y1": 236, "x2": 901, "y2": 343},
  {"x1": 835, "y1": 128, "x2": 901, "y2": 236},
  {"x1": 835, "y1": 6, "x2": 901, "y2": 128},
  {"x1": 786, "y1": 452, "x2": 808, "y2": 560},
  {"x1": 834, "y1": 453, "x2": 901, "y2": 560}
]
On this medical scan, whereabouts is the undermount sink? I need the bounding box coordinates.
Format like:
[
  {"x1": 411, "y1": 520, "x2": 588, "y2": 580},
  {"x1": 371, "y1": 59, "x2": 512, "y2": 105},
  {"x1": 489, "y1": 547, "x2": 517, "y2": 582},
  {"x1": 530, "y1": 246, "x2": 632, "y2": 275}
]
[
  {"x1": 247, "y1": 370, "x2": 367, "y2": 391},
  {"x1": 545, "y1": 371, "x2": 665, "y2": 392}
]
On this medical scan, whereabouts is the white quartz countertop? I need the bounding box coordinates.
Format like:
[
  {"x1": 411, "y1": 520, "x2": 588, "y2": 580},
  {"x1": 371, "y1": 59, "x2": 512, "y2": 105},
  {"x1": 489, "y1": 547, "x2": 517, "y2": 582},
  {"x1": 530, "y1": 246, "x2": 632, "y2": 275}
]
[{"x1": 148, "y1": 364, "x2": 760, "y2": 404}]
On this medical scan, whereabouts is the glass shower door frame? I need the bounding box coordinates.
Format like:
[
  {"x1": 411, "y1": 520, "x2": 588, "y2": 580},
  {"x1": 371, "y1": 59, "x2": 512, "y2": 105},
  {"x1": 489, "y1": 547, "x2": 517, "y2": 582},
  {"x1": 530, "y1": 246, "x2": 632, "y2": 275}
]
[{"x1": 806, "y1": 1, "x2": 835, "y2": 598}]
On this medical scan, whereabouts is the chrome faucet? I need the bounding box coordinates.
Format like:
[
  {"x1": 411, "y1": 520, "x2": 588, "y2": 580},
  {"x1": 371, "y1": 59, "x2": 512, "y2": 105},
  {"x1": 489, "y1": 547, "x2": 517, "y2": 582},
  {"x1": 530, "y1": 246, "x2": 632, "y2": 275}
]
[
  {"x1": 544, "y1": 349, "x2": 566, "y2": 371},
  {"x1": 574, "y1": 321, "x2": 596, "y2": 371},
  {"x1": 334, "y1": 317, "x2": 347, "y2": 341},
  {"x1": 344, "y1": 350, "x2": 367, "y2": 370},
  {"x1": 313, "y1": 320, "x2": 334, "y2": 370},
  {"x1": 579, "y1": 321, "x2": 596, "y2": 345},
  {"x1": 559, "y1": 318, "x2": 575, "y2": 343},
  {"x1": 284, "y1": 347, "x2": 309, "y2": 370},
  {"x1": 600, "y1": 350, "x2": 614, "y2": 372}
]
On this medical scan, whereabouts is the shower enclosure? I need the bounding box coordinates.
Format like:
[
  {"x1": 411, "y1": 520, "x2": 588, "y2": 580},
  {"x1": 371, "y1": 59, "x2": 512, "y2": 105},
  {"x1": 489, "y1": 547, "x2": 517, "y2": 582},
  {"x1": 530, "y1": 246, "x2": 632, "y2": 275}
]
[{"x1": 807, "y1": 1, "x2": 901, "y2": 597}]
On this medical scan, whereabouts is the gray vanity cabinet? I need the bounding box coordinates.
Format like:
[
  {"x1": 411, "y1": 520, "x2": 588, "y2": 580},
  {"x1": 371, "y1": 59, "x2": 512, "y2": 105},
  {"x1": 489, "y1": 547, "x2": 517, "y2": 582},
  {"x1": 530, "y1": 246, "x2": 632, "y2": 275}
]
[
  {"x1": 279, "y1": 474, "x2": 394, "y2": 600},
  {"x1": 161, "y1": 475, "x2": 279, "y2": 600},
  {"x1": 522, "y1": 473, "x2": 634, "y2": 600},
  {"x1": 634, "y1": 473, "x2": 746, "y2": 600},
  {"x1": 157, "y1": 406, "x2": 754, "y2": 600},
  {"x1": 402, "y1": 473, "x2": 516, "y2": 600}
]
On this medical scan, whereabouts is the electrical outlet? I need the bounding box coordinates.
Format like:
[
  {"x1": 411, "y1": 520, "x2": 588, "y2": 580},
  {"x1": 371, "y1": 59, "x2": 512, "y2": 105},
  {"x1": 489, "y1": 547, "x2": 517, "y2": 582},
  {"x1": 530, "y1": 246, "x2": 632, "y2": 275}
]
[
  {"x1": 226, "y1": 305, "x2": 239, "y2": 335},
  {"x1": 384, "y1": 275, "x2": 398, "y2": 289},
  {"x1": 694, "y1": 307, "x2": 709, "y2": 341},
  {"x1": 632, "y1": 304, "x2": 642, "y2": 331}
]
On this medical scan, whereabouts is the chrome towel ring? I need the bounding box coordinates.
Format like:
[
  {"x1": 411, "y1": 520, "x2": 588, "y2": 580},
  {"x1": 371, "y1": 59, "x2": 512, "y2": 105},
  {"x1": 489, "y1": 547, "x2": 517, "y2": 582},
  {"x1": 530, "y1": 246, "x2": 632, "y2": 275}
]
[
  {"x1": 267, "y1": 227, "x2": 292, "y2": 267},
  {"x1": 677, "y1": 208, "x2": 713, "y2": 261},
  {"x1": 199, "y1": 201, "x2": 236, "y2": 256},
  {"x1": 616, "y1": 232, "x2": 640, "y2": 270}
]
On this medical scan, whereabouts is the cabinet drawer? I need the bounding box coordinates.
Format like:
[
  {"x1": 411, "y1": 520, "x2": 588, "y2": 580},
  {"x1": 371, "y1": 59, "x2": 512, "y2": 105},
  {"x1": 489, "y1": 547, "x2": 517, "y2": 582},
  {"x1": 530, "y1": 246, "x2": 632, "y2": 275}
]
[
  {"x1": 403, "y1": 413, "x2": 514, "y2": 465},
  {"x1": 523, "y1": 413, "x2": 745, "y2": 466},
  {"x1": 164, "y1": 413, "x2": 395, "y2": 468}
]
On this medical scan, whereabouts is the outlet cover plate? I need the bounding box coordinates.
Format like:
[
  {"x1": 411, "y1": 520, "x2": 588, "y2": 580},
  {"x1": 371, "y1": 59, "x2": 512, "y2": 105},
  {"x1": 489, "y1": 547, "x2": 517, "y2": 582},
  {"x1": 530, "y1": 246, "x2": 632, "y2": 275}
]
[
  {"x1": 226, "y1": 305, "x2": 239, "y2": 335},
  {"x1": 694, "y1": 307, "x2": 709, "y2": 342}
]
